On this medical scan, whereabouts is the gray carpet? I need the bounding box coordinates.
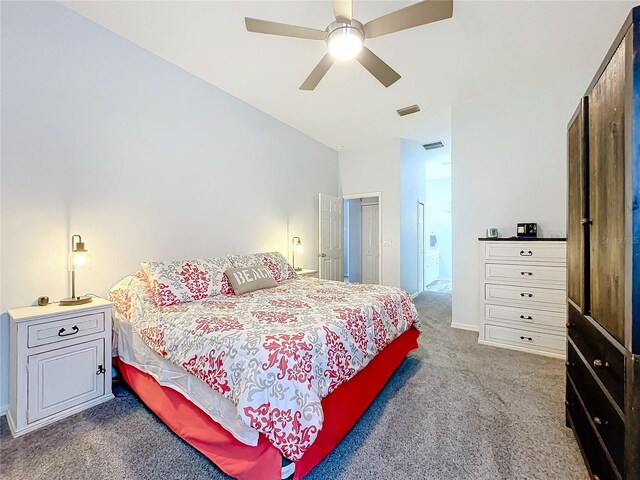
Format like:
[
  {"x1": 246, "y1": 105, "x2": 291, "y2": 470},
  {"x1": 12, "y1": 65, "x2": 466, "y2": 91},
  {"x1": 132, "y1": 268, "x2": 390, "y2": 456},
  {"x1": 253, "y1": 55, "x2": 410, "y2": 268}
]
[{"x1": 0, "y1": 292, "x2": 588, "y2": 479}]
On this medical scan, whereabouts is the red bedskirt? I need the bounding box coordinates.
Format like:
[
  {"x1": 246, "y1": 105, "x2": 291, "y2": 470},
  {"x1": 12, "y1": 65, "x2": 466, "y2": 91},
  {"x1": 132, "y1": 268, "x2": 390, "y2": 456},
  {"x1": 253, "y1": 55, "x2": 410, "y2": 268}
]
[{"x1": 115, "y1": 326, "x2": 420, "y2": 479}]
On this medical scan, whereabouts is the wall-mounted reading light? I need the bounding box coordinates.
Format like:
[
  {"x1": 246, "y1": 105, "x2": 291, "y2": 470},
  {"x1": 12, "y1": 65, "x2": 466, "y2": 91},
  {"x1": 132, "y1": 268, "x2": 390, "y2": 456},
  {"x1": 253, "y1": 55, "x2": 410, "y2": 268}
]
[{"x1": 60, "y1": 234, "x2": 93, "y2": 306}]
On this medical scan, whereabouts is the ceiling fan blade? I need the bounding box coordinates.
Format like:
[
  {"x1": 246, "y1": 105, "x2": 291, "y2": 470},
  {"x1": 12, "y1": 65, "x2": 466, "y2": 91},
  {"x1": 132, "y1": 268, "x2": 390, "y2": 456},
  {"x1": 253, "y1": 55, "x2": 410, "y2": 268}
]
[
  {"x1": 300, "y1": 54, "x2": 335, "y2": 90},
  {"x1": 363, "y1": 0, "x2": 453, "y2": 39},
  {"x1": 356, "y1": 46, "x2": 401, "y2": 88},
  {"x1": 333, "y1": 0, "x2": 352, "y2": 23},
  {"x1": 245, "y1": 17, "x2": 326, "y2": 40}
]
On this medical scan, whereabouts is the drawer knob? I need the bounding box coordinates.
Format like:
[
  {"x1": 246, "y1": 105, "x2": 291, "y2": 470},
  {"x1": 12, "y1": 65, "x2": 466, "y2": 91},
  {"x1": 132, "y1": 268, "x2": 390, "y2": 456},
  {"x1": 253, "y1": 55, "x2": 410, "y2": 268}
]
[
  {"x1": 566, "y1": 322, "x2": 575, "y2": 329},
  {"x1": 520, "y1": 315, "x2": 533, "y2": 321},
  {"x1": 520, "y1": 271, "x2": 534, "y2": 276},
  {"x1": 519, "y1": 250, "x2": 533, "y2": 257},
  {"x1": 519, "y1": 336, "x2": 533, "y2": 342},
  {"x1": 565, "y1": 361, "x2": 574, "y2": 368},
  {"x1": 593, "y1": 359, "x2": 609, "y2": 369},
  {"x1": 96, "y1": 365, "x2": 106, "y2": 375},
  {"x1": 593, "y1": 416, "x2": 608, "y2": 427},
  {"x1": 520, "y1": 293, "x2": 533, "y2": 298},
  {"x1": 58, "y1": 325, "x2": 79, "y2": 337}
]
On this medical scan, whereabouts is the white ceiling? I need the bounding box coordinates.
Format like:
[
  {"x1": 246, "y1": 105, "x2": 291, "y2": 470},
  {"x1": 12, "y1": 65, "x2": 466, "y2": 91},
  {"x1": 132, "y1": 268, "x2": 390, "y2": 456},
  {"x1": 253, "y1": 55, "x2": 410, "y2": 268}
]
[{"x1": 62, "y1": 0, "x2": 636, "y2": 151}]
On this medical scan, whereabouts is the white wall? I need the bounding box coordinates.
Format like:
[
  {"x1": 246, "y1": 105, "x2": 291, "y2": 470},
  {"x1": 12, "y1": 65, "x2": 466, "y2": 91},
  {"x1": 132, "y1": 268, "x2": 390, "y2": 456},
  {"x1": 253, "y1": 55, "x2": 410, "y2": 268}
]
[
  {"x1": 339, "y1": 139, "x2": 401, "y2": 287},
  {"x1": 400, "y1": 140, "x2": 427, "y2": 295},
  {"x1": 451, "y1": 80, "x2": 583, "y2": 329},
  {"x1": 0, "y1": 2, "x2": 338, "y2": 412}
]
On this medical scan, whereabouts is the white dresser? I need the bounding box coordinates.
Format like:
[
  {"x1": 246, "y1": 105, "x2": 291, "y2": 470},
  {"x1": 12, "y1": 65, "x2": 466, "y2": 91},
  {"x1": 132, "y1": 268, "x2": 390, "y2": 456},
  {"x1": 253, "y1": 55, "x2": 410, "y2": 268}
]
[
  {"x1": 7, "y1": 298, "x2": 114, "y2": 437},
  {"x1": 478, "y1": 239, "x2": 567, "y2": 358}
]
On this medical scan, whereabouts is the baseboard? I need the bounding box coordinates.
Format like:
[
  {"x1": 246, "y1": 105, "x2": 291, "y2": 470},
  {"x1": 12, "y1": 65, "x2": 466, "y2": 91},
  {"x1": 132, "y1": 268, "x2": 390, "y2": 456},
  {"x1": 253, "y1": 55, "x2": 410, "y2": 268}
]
[{"x1": 450, "y1": 322, "x2": 480, "y2": 332}]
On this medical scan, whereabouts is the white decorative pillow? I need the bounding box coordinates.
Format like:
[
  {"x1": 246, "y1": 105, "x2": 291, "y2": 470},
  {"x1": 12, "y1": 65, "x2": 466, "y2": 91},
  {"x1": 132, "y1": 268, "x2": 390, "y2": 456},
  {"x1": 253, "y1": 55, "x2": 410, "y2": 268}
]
[
  {"x1": 227, "y1": 252, "x2": 298, "y2": 283},
  {"x1": 142, "y1": 257, "x2": 233, "y2": 306}
]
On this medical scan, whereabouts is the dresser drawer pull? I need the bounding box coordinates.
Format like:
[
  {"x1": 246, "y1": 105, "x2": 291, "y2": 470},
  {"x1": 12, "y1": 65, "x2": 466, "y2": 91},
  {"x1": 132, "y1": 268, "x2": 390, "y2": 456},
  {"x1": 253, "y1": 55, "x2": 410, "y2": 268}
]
[
  {"x1": 519, "y1": 250, "x2": 533, "y2": 257},
  {"x1": 592, "y1": 359, "x2": 609, "y2": 369},
  {"x1": 566, "y1": 322, "x2": 575, "y2": 328},
  {"x1": 565, "y1": 361, "x2": 574, "y2": 368},
  {"x1": 519, "y1": 336, "x2": 533, "y2": 342},
  {"x1": 520, "y1": 271, "x2": 534, "y2": 276},
  {"x1": 520, "y1": 293, "x2": 533, "y2": 298},
  {"x1": 96, "y1": 364, "x2": 106, "y2": 375},
  {"x1": 520, "y1": 315, "x2": 533, "y2": 321},
  {"x1": 593, "y1": 416, "x2": 608, "y2": 427},
  {"x1": 58, "y1": 326, "x2": 79, "y2": 337}
]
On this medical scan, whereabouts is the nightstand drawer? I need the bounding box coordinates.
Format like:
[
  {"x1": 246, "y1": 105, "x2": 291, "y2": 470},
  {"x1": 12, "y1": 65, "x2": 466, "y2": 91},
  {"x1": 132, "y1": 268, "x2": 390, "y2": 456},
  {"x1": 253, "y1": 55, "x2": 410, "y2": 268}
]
[{"x1": 27, "y1": 312, "x2": 105, "y2": 348}]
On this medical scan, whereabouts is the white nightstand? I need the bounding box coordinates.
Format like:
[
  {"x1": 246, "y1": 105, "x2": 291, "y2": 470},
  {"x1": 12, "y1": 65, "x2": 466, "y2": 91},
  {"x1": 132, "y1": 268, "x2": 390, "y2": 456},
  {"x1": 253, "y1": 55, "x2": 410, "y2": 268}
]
[
  {"x1": 296, "y1": 269, "x2": 319, "y2": 278},
  {"x1": 7, "y1": 298, "x2": 114, "y2": 437}
]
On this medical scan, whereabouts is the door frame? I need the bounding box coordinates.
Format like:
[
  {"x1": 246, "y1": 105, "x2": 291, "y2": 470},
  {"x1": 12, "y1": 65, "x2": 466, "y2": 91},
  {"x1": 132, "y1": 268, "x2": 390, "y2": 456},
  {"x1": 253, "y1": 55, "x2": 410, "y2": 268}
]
[
  {"x1": 418, "y1": 200, "x2": 425, "y2": 293},
  {"x1": 343, "y1": 192, "x2": 382, "y2": 284}
]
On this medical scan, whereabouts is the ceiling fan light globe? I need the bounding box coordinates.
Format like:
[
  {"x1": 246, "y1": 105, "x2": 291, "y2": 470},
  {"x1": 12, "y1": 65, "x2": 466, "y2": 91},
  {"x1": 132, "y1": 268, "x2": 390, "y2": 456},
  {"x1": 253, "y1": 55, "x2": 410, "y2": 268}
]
[{"x1": 326, "y1": 26, "x2": 363, "y2": 61}]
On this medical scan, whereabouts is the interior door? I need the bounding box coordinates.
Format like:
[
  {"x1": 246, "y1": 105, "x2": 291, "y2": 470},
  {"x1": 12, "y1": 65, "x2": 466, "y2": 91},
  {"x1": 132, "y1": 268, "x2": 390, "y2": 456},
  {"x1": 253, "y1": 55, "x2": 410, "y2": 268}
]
[
  {"x1": 318, "y1": 193, "x2": 344, "y2": 281},
  {"x1": 567, "y1": 97, "x2": 589, "y2": 314},
  {"x1": 361, "y1": 203, "x2": 380, "y2": 284},
  {"x1": 418, "y1": 202, "x2": 425, "y2": 292}
]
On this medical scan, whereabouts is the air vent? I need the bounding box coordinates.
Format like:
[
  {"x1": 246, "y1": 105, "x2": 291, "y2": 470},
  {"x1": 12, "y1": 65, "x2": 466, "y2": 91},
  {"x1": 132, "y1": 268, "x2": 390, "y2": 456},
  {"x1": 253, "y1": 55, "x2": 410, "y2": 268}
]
[
  {"x1": 396, "y1": 104, "x2": 421, "y2": 117},
  {"x1": 422, "y1": 141, "x2": 445, "y2": 150}
]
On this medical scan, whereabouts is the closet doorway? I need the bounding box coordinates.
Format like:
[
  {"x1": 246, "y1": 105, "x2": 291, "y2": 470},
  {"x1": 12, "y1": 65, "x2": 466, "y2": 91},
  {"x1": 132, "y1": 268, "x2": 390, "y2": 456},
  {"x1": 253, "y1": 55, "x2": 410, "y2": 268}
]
[{"x1": 343, "y1": 193, "x2": 381, "y2": 284}]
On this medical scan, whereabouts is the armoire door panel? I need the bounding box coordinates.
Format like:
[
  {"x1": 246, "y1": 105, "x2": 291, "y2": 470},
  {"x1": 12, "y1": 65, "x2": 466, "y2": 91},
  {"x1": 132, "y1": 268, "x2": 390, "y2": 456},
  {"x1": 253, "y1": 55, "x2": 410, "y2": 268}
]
[
  {"x1": 567, "y1": 98, "x2": 588, "y2": 312},
  {"x1": 589, "y1": 38, "x2": 627, "y2": 345}
]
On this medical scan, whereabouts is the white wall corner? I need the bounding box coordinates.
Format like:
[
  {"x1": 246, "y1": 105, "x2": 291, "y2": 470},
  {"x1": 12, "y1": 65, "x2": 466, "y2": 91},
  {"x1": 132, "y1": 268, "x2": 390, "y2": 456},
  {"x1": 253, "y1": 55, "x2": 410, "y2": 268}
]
[{"x1": 450, "y1": 322, "x2": 480, "y2": 333}]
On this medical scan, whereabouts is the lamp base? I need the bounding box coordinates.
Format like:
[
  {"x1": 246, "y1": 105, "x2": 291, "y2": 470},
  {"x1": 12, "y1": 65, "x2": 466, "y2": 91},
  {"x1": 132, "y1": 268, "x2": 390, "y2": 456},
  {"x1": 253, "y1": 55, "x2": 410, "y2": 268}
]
[
  {"x1": 59, "y1": 296, "x2": 93, "y2": 306},
  {"x1": 294, "y1": 267, "x2": 302, "y2": 271}
]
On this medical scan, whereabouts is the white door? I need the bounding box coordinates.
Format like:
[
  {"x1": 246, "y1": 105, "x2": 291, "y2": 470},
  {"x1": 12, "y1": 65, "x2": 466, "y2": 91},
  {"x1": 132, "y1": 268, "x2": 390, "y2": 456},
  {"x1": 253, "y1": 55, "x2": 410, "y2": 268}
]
[
  {"x1": 318, "y1": 193, "x2": 344, "y2": 281},
  {"x1": 27, "y1": 338, "x2": 105, "y2": 423},
  {"x1": 361, "y1": 204, "x2": 380, "y2": 284},
  {"x1": 418, "y1": 201, "x2": 425, "y2": 292}
]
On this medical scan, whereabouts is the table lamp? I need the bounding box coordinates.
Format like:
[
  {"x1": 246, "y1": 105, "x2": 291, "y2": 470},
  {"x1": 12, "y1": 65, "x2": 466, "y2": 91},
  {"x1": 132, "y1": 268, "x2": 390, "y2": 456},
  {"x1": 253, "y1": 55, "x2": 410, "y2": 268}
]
[{"x1": 60, "y1": 234, "x2": 93, "y2": 306}]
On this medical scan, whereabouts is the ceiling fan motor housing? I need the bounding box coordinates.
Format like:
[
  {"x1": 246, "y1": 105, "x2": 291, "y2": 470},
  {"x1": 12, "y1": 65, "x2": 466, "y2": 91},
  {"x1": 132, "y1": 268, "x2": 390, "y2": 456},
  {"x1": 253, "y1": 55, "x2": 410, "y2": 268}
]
[{"x1": 325, "y1": 20, "x2": 365, "y2": 61}]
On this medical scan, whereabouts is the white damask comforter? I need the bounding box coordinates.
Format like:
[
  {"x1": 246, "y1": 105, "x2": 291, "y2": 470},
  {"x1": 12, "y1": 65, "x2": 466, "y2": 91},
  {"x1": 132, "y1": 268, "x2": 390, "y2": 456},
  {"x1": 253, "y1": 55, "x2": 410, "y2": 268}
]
[{"x1": 108, "y1": 272, "x2": 420, "y2": 460}]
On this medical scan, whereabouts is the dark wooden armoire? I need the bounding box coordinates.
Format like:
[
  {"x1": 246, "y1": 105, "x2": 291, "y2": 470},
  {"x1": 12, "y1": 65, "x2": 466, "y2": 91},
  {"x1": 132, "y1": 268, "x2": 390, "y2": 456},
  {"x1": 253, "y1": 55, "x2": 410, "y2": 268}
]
[{"x1": 565, "y1": 6, "x2": 640, "y2": 480}]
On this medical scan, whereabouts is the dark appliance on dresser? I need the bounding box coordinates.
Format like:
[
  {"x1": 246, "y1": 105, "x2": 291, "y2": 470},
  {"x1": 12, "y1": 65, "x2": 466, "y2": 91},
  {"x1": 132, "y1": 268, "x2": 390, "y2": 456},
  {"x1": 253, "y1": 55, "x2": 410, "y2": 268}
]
[{"x1": 565, "y1": 6, "x2": 640, "y2": 480}]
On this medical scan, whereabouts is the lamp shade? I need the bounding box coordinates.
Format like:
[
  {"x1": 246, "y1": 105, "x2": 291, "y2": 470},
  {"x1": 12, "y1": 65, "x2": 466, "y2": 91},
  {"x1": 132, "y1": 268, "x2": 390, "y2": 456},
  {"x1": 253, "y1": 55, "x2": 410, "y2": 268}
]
[{"x1": 68, "y1": 238, "x2": 92, "y2": 271}]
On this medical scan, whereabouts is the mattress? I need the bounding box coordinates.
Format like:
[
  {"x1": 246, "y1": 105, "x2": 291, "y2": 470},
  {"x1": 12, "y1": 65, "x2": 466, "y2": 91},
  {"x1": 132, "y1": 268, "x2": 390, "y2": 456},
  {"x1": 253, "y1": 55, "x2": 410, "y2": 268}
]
[
  {"x1": 114, "y1": 308, "x2": 259, "y2": 445},
  {"x1": 109, "y1": 272, "x2": 420, "y2": 461}
]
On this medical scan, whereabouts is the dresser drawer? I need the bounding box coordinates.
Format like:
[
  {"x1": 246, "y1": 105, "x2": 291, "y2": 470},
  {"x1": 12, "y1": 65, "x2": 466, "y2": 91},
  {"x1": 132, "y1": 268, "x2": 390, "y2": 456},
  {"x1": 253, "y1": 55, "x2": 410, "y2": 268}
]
[
  {"x1": 485, "y1": 284, "x2": 566, "y2": 308},
  {"x1": 484, "y1": 242, "x2": 566, "y2": 263},
  {"x1": 567, "y1": 342, "x2": 624, "y2": 474},
  {"x1": 567, "y1": 305, "x2": 625, "y2": 411},
  {"x1": 485, "y1": 263, "x2": 566, "y2": 286},
  {"x1": 27, "y1": 312, "x2": 105, "y2": 348},
  {"x1": 485, "y1": 304, "x2": 565, "y2": 330},
  {"x1": 566, "y1": 379, "x2": 619, "y2": 480},
  {"x1": 484, "y1": 324, "x2": 565, "y2": 354}
]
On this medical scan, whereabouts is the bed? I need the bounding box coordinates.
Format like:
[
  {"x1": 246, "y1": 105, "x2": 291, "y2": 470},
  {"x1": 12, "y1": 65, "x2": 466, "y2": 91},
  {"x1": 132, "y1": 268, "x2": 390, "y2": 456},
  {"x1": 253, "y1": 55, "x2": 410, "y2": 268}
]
[{"x1": 108, "y1": 254, "x2": 421, "y2": 479}]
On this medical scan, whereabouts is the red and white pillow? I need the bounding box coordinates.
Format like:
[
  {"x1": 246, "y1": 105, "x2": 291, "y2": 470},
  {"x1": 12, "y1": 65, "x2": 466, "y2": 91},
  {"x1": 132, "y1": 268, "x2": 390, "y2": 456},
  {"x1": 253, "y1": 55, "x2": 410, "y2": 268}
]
[
  {"x1": 142, "y1": 257, "x2": 233, "y2": 306},
  {"x1": 228, "y1": 252, "x2": 297, "y2": 283}
]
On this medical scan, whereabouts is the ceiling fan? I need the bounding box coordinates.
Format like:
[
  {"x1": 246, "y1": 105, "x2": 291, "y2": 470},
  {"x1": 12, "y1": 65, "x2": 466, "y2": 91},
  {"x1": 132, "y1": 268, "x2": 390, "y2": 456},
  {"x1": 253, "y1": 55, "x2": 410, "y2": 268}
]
[{"x1": 245, "y1": 0, "x2": 453, "y2": 90}]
